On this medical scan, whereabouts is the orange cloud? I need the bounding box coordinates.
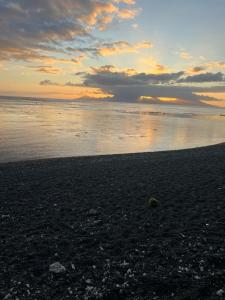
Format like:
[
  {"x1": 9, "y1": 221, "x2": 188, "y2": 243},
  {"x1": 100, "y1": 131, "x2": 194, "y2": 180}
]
[
  {"x1": 204, "y1": 61, "x2": 225, "y2": 70},
  {"x1": 0, "y1": 46, "x2": 86, "y2": 67},
  {"x1": 117, "y1": 8, "x2": 140, "y2": 19},
  {"x1": 187, "y1": 61, "x2": 225, "y2": 75},
  {"x1": 91, "y1": 65, "x2": 137, "y2": 75},
  {"x1": 80, "y1": 2, "x2": 118, "y2": 26},
  {"x1": 114, "y1": 0, "x2": 136, "y2": 4},
  {"x1": 158, "y1": 97, "x2": 179, "y2": 103},
  {"x1": 97, "y1": 40, "x2": 153, "y2": 56},
  {"x1": 0, "y1": 0, "x2": 141, "y2": 65},
  {"x1": 138, "y1": 56, "x2": 171, "y2": 74},
  {"x1": 139, "y1": 96, "x2": 188, "y2": 105},
  {"x1": 29, "y1": 66, "x2": 61, "y2": 74},
  {"x1": 39, "y1": 83, "x2": 113, "y2": 100},
  {"x1": 195, "y1": 92, "x2": 225, "y2": 107}
]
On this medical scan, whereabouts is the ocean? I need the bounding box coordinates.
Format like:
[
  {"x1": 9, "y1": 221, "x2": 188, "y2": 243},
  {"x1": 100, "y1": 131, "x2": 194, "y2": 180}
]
[{"x1": 0, "y1": 98, "x2": 225, "y2": 162}]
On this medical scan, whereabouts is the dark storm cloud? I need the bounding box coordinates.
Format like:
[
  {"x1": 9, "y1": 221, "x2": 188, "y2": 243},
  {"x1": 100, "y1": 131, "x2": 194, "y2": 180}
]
[
  {"x1": 73, "y1": 67, "x2": 225, "y2": 105},
  {"x1": 107, "y1": 85, "x2": 216, "y2": 103},
  {"x1": 82, "y1": 69, "x2": 185, "y2": 86},
  {"x1": 81, "y1": 68, "x2": 225, "y2": 87},
  {"x1": 40, "y1": 76, "x2": 223, "y2": 105},
  {"x1": 40, "y1": 66, "x2": 225, "y2": 105}
]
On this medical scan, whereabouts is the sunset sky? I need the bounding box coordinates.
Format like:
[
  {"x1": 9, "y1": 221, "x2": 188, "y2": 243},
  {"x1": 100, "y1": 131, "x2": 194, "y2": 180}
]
[{"x1": 1, "y1": 0, "x2": 225, "y2": 106}]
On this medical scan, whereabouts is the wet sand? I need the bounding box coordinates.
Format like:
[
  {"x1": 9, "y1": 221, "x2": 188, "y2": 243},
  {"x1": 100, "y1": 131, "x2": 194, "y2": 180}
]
[{"x1": 0, "y1": 144, "x2": 225, "y2": 299}]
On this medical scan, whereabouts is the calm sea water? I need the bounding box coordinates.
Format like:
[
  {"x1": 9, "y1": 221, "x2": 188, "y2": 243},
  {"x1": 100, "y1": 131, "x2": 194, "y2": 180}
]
[{"x1": 0, "y1": 98, "x2": 225, "y2": 162}]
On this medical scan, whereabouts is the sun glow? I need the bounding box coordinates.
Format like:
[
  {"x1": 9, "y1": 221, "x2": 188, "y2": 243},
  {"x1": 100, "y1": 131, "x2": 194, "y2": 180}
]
[
  {"x1": 139, "y1": 96, "x2": 178, "y2": 103},
  {"x1": 195, "y1": 92, "x2": 225, "y2": 107}
]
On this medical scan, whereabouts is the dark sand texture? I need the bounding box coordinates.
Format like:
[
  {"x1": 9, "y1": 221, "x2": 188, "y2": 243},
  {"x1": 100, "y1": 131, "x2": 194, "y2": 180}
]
[{"x1": 0, "y1": 144, "x2": 225, "y2": 299}]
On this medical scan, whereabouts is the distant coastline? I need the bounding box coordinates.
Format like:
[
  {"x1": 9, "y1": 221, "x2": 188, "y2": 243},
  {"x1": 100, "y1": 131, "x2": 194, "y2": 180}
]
[{"x1": 0, "y1": 95, "x2": 223, "y2": 109}]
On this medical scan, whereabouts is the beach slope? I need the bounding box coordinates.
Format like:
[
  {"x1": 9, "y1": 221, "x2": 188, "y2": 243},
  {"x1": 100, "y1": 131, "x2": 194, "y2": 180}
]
[{"x1": 0, "y1": 144, "x2": 225, "y2": 299}]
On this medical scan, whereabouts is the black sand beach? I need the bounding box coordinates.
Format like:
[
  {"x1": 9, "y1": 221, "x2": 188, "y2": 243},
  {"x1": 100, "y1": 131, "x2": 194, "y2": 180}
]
[{"x1": 0, "y1": 144, "x2": 225, "y2": 299}]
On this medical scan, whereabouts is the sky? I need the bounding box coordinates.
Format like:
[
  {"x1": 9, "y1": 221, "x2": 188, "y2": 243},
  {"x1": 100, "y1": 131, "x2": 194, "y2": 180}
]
[{"x1": 0, "y1": 0, "x2": 225, "y2": 107}]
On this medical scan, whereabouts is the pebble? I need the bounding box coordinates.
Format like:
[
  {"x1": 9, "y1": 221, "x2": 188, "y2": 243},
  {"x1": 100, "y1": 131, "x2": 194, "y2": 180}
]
[
  {"x1": 3, "y1": 294, "x2": 12, "y2": 300},
  {"x1": 49, "y1": 262, "x2": 66, "y2": 273},
  {"x1": 1, "y1": 215, "x2": 10, "y2": 219},
  {"x1": 86, "y1": 279, "x2": 92, "y2": 284},
  {"x1": 88, "y1": 209, "x2": 98, "y2": 216},
  {"x1": 216, "y1": 289, "x2": 224, "y2": 297}
]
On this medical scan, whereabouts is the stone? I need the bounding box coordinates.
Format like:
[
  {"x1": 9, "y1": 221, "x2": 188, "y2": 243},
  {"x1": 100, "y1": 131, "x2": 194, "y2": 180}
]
[
  {"x1": 49, "y1": 262, "x2": 66, "y2": 273},
  {"x1": 216, "y1": 289, "x2": 224, "y2": 297},
  {"x1": 88, "y1": 209, "x2": 98, "y2": 216},
  {"x1": 148, "y1": 197, "x2": 159, "y2": 208}
]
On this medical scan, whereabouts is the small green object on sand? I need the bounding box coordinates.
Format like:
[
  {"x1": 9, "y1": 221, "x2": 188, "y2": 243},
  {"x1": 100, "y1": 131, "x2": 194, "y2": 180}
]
[{"x1": 148, "y1": 197, "x2": 159, "y2": 208}]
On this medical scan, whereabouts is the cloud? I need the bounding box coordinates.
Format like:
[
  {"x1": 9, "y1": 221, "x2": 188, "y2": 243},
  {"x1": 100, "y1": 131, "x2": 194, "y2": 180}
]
[
  {"x1": 187, "y1": 61, "x2": 225, "y2": 74},
  {"x1": 96, "y1": 40, "x2": 152, "y2": 56},
  {"x1": 40, "y1": 65, "x2": 225, "y2": 105},
  {"x1": 40, "y1": 80, "x2": 61, "y2": 86},
  {"x1": 0, "y1": 1, "x2": 88, "y2": 59},
  {"x1": 29, "y1": 66, "x2": 61, "y2": 74},
  {"x1": 204, "y1": 61, "x2": 225, "y2": 70},
  {"x1": 117, "y1": 8, "x2": 140, "y2": 19},
  {"x1": 55, "y1": 55, "x2": 86, "y2": 64},
  {"x1": 102, "y1": 84, "x2": 224, "y2": 105},
  {"x1": 178, "y1": 72, "x2": 225, "y2": 83},
  {"x1": 179, "y1": 51, "x2": 193, "y2": 60},
  {"x1": 39, "y1": 80, "x2": 82, "y2": 87},
  {"x1": 0, "y1": 47, "x2": 51, "y2": 62},
  {"x1": 114, "y1": 0, "x2": 136, "y2": 4},
  {"x1": 81, "y1": 66, "x2": 184, "y2": 86},
  {"x1": 0, "y1": 46, "x2": 86, "y2": 67},
  {"x1": 138, "y1": 56, "x2": 171, "y2": 74},
  {"x1": 0, "y1": 0, "x2": 139, "y2": 63},
  {"x1": 66, "y1": 40, "x2": 153, "y2": 57},
  {"x1": 189, "y1": 66, "x2": 207, "y2": 73},
  {"x1": 39, "y1": 79, "x2": 113, "y2": 99},
  {"x1": 73, "y1": 65, "x2": 225, "y2": 105},
  {"x1": 64, "y1": 82, "x2": 83, "y2": 87}
]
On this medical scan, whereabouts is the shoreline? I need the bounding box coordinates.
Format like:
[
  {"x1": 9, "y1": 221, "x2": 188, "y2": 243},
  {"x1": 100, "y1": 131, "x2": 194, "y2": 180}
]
[
  {"x1": 1, "y1": 143, "x2": 225, "y2": 299},
  {"x1": 1, "y1": 141, "x2": 224, "y2": 166}
]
